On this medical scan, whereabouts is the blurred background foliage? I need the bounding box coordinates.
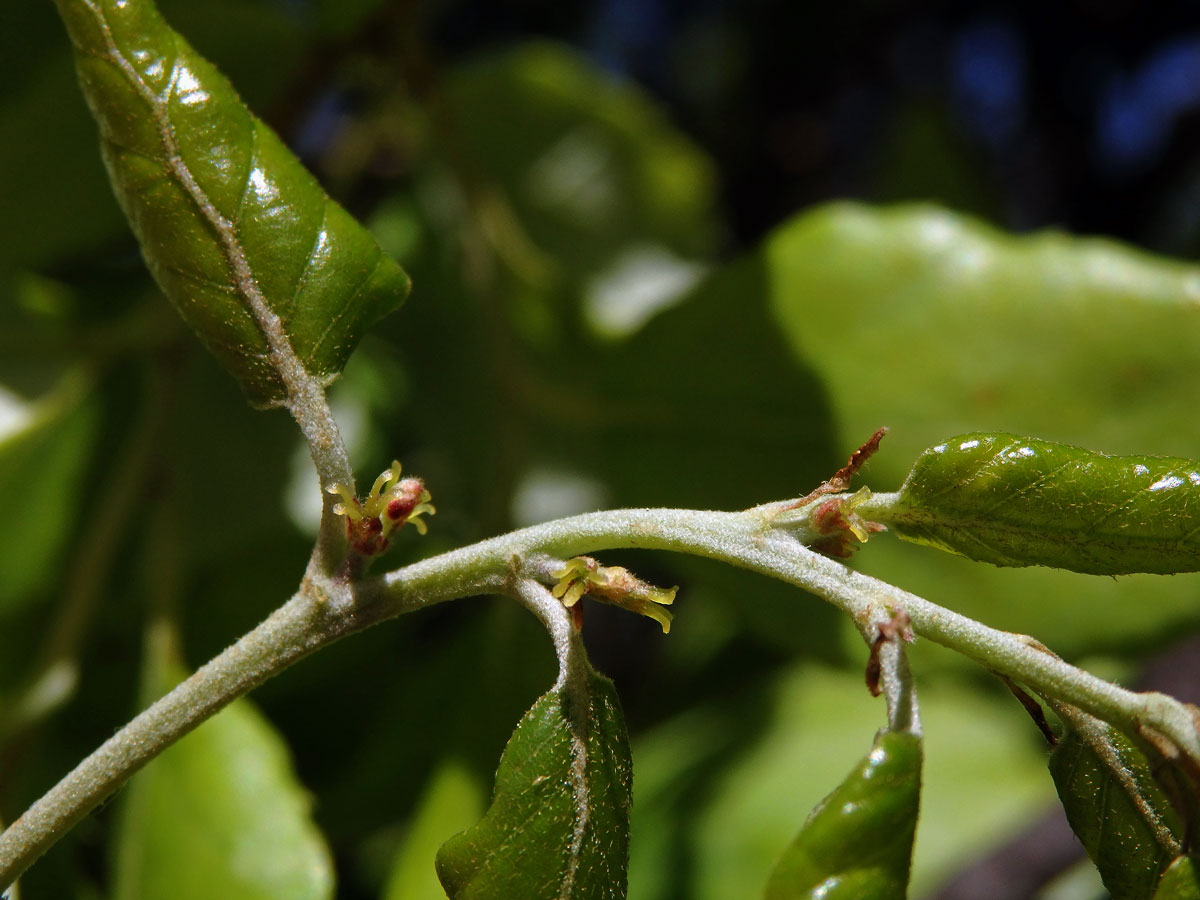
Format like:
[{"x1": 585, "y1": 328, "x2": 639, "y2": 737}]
[{"x1": 4, "y1": 1, "x2": 1200, "y2": 897}]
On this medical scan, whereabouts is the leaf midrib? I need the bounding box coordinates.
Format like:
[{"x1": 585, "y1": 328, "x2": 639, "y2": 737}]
[{"x1": 80, "y1": 0, "x2": 319, "y2": 409}]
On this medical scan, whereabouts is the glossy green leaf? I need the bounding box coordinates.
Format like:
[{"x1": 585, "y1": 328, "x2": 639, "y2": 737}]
[
  {"x1": 763, "y1": 730, "x2": 921, "y2": 900},
  {"x1": 0, "y1": 373, "x2": 97, "y2": 616},
  {"x1": 54, "y1": 0, "x2": 410, "y2": 405},
  {"x1": 1048, "y1": 725, "x2": 1181, "y2": 900},
  {"x1": 879, "y1": 433, "x2": 1200, "y2": 575},
  {"x1": 676, "y1": 663, "x2": 1051, "y2": 900},
  {"x1": 763, "y1": 202, "x2": 1200, "y2": 655},
  {"x1": 113, "y1": 652, "x2": 334, "y2": 900},
  {"x1": 436, "y1": 670, "x2": 633, "y2": 900},
  {"x1": 382, "y1": 760, "x2": 486, "y2": 900},
  {"x1": 1152, "y1": 857, "x2": 1200, "y2": 900}
]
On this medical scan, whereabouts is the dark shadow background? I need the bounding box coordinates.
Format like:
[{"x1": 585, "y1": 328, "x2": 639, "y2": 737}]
[{"x1": 408, "y1": 0, "x2": 1200, "y2": 254}]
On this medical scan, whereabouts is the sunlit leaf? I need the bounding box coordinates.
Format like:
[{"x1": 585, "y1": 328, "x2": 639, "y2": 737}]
[
  {"x1": 879, "y1": 433, "x2": 1200, "y2": 575},
  {"x1": 1152, "y1": 857, "x2": 1200, "y2": 900},
  {"x1": 762, "y1": 202, "x2": 1200, "y2": 655},
  {"x1": 767, "y1": 203, "x2": 1200, "y2": 474},
  {"x1": 54, "y1": 0, "x2": 410, "y2": 405},
  {"x1": 436, "y1": 669, "x2": 632, "y2": 899},
  {"x1": 1048, "y1": 724, "x2": 1182, "y2": 900},
  {"x1": 382, "y1": 760, "x2": 486, "y2": 900},
  {"x1": 113, "y1": 644, "x2": 334, "y2": 900},
  {"x1": 764, "y1": 729, "x2": 921, "y2": 900}
]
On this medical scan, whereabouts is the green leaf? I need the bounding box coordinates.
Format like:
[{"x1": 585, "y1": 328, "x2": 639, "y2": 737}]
[
  {"x1": 763, "y1": 202, "x2": 1200, "y2": 656},
  {"x1": 763, "y1": 730, "x2": 921, "y2": 900},
  {"x1": 1153, "y1": 858, "x2": 1200, "y2": 900},
  {"x1": 54, "y1": 0, "x2": 410, "y2": 406},
  {"x1": 444, "y1": 42, "x2": 717, "y2": 282},
  {"x1": 435, "y1": 669, "x2": 633, "y2": 900},
  {"x1": 879, "y1": 433, "x2": 1200, "y2": 575},
  {"x1": 668, "y1": 664, "x2": 1049, "y2": 900},
  {"x1": 767, "y1": 203, "x2": 1200, "y2": 478},
  {"x1": 382, "y1": 760, "x2": 486, "y2": 900},
  {"x1": 0, "y1": 372, "x2": 97, "y2": 616},
  {"x1": 113, "y1": 649, "x2": 334, "y2": 900},
  {"x1": 1048, "y1": 724, "x2": 1181, "y2": 900}
]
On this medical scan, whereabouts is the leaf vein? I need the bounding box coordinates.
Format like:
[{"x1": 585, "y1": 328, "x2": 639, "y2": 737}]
[{"x1": 79, "y1": 0, "x2": 325, "y2": 411}]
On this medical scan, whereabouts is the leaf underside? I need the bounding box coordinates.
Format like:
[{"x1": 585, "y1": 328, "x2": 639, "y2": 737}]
[
  {"x1": 1049, "y1": 726, "x2": 1182, "y2": 900},
  {"x1": 55, "y1": 0, "x2": 410, "y2": 405},
  {"x1": 436, "y1": 670, "x2": 633, "y2": 900}
]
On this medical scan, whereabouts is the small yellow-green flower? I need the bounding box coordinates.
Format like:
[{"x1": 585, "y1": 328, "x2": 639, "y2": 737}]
[
  {"x1": 551, "y1": 556, "x2": 677, "y2": 633},
  {"x1": 811, "y1": 486, "x2": 884, "y2": 558},
  {"x1": 327, "y1": 461, "x2": 435, "y2": 556}
]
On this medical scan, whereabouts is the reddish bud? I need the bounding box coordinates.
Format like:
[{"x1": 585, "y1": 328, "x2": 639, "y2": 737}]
[
  {"x1": 327, "y1": 462, "x2": 436, "y2": 557},
  {"x1": 814, "y1": 498, "x2": 849, "y2": 534}
]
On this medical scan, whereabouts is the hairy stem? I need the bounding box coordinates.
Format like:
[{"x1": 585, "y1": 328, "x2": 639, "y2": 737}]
[
  {"x1": 376, "y1": 505, "x2": 1200, "y2": 758},
  {"x1": 3, "y1": 505, "x2": 1197, "y2": 888},
  {"x1": 0, "y1": 589, "x2": 323, "y2": 888}
]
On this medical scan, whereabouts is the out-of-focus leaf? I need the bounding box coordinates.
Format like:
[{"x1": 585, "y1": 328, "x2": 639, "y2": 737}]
[
  {"x1": 444, "y1": 42, "x2": 717, "y2": 283},
  {"x1": 763, "y1": 730, "x2": 921, "y2": 900},
  {"x1": 880, "y1": 433, "x2": 1200, "y2": 575},
  {"x1": 763, "y1": 203, "x2": 1200, "y2": 655},
  {"x1": 1152, "y1": 857, "x2": 1200, "y2": 900},
  {"x1": 113, "y1": 644, "x2": 334, "y2": 900},
  {"x1": 435, "y1": 668, "x2": 633, "y2": 899},
  {"x1": 768, "y1": 203, "x2": 1200, "y2": 472},
  {"x1": 54, "y1": 0, "x2": 410, "y2": 405},
  {"x1": 0, "y1": 373, "x2": 97, "y2": 615},
  {"x1": 1048, "y1": 724, "x2": 1181, "y2": 900},
  {"x1": 382, "y1": 760, "x2": 486, "y2": 900}
]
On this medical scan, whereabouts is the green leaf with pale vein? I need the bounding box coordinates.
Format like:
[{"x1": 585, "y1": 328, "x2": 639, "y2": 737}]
[
  {"x1": 880, "y1": 433, "x2": 1200, "y2": 575},
  {"x1": 1049, "y1": 725, "x2": 1182, "y2": 900},
  {"x1": 763, "y1": 730, "x2": 921, "y2": 900},
  {"x1": 54, "y1": 0, "x2": 410, "y2": 406},
  {"x1": 113, "y1": 655, "x2": 334, "y2": 900},
  {"x1": 436, "y1": 669, "x2": 632, "y2": 899}
]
